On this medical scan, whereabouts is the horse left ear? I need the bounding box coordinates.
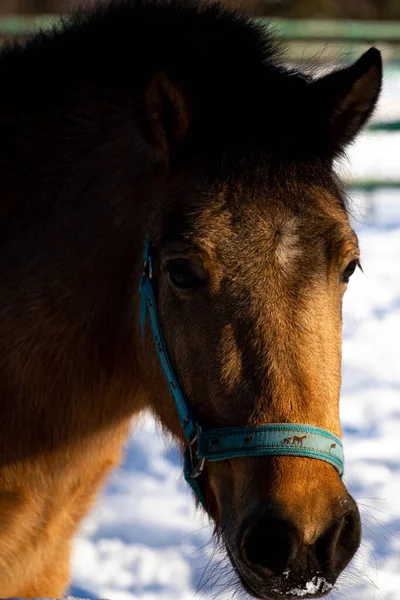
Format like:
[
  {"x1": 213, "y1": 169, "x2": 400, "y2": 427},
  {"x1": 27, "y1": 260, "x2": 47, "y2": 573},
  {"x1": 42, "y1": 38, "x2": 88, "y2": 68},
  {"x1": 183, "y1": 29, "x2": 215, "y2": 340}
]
[
  {"x1": 144, "y1": 73, "x2": 191, "y2": 158},
  {"x1": 310, "y1": 47, "x2": 382, "y2": 153}
]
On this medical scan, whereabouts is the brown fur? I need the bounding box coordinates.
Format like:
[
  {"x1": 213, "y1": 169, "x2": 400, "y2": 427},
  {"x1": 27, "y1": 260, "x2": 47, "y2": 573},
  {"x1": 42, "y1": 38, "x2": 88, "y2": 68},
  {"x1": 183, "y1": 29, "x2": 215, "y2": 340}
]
[{"x1": 0, "y1": 0, "x2": 382, "y2": 597}]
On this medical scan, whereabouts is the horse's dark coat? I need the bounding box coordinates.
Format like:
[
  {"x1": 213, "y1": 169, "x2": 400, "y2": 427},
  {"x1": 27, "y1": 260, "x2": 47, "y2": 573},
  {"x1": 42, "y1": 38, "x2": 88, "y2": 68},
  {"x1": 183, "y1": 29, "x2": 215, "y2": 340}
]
[
  {"x1": 0, "y1": 0, "x2": 365, "y2": 170},
  {"x1": 0, "y1": 1, "x2": 381, "y2": 597}
]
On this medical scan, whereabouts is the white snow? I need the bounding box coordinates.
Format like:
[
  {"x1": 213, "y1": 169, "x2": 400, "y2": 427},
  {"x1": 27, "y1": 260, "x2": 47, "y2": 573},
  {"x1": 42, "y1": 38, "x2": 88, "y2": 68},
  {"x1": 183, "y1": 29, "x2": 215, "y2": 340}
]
[
  {"x1": 69, "y1": 68, "x2": 400, "y2": 600},
  {"x1": 288, "y1": 576, "x2": 333, "y2": 597}
]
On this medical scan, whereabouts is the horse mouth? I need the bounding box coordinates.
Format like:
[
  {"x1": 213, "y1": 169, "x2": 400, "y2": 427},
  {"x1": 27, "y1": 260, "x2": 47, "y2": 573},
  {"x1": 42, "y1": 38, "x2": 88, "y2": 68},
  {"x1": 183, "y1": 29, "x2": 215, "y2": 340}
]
[{"x1": 224, "y1": 542, "x2": 334, "y2": 600}]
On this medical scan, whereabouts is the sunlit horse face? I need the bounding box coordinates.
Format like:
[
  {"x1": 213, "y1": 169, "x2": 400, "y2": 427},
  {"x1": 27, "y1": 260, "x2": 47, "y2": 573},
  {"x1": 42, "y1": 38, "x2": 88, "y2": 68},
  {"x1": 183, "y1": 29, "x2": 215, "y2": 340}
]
[
  {"x1": 150, "y1": 169, "x2": 359, "y2": 597},
  {"x1": 140, "y1": 45, "x2": 382, "y2": 599}
]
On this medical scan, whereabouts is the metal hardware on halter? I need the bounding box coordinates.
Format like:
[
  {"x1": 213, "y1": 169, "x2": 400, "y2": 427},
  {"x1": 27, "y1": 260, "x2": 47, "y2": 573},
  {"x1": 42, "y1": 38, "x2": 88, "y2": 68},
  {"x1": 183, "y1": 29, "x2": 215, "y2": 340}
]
[{"x1": 188, "y1": 428, "x2": 206, "y2": 479}]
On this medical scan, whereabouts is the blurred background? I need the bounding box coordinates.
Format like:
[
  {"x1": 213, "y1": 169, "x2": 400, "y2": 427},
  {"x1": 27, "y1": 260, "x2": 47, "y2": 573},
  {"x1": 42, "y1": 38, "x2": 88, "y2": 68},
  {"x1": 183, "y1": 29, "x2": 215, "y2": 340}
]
[
  {"x1": 2, "y1": 0, "x2": 400, "y2": 18},
  {"x1": 1, "y1": 2, "x2": 399, "y2": 600}
]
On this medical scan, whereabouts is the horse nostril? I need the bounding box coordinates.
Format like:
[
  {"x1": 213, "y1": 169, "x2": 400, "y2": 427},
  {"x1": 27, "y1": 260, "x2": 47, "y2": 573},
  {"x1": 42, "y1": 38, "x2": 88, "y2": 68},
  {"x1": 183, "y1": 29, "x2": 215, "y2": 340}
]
[
  {"x1": 241, "y1": 513, "x2": 300, "y2": 575},
  {"x1": 315, "y1": 501, "x2": 361, "y2": 577},
  {"x1": 240, "y1": 500, "x2": 361, "y2": 582}
]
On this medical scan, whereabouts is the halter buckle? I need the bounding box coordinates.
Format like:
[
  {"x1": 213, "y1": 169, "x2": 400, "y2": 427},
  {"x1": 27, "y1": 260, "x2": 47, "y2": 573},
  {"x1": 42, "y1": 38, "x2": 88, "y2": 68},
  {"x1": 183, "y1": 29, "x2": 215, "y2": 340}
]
[{"x1": 188, "y1": 428, "x2": 205, "y2": 479}]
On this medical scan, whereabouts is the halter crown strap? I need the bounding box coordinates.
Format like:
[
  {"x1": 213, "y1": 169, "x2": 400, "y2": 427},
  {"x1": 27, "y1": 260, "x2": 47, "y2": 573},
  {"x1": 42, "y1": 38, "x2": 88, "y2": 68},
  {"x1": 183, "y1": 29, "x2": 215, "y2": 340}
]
[{"x1": 139, "y1": 239, "x2": 344, "y2": 508}]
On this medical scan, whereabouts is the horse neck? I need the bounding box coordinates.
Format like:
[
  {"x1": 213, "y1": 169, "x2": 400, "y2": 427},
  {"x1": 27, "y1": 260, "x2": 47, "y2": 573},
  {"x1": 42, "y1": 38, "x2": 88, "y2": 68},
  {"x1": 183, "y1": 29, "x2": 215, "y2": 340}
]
[{"x1": 0, "y1": 83, "x2": 159, "y2": 457}]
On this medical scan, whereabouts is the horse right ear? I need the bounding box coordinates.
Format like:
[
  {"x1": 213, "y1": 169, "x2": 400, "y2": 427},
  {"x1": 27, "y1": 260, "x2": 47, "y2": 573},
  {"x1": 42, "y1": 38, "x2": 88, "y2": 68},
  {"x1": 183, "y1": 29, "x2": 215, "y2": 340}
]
[
  {"x1": 309, "y1": 47, "x2": 382, "y2": 155},
  {"x1": 143, "y1": 73, "x2": 191, "y2": 160}
]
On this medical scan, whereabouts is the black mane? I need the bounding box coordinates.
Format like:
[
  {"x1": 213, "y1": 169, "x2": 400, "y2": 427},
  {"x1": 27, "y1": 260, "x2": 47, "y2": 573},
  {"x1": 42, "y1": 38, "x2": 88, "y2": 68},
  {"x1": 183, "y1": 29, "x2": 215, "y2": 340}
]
[{"x1": 0, "y1": 0, "x2": 330, "y2": 166}]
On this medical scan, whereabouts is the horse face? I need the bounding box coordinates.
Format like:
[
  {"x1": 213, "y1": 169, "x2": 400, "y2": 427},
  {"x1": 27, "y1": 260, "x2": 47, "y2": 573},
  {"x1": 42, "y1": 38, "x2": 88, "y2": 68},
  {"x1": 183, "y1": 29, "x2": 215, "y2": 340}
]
[
  {"x1": 149, "y1": 169, "x2": 360, "y2": 598},
  {"x1": 140, "y1": 47, "x2": 381, "y2": 599}
]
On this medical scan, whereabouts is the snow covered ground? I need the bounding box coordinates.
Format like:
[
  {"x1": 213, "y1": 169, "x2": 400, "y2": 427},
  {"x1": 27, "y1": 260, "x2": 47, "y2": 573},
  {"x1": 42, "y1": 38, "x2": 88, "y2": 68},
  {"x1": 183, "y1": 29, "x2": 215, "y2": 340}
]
[{"x1": 68, "y1": 68, "x2": 400, "y2": 600}]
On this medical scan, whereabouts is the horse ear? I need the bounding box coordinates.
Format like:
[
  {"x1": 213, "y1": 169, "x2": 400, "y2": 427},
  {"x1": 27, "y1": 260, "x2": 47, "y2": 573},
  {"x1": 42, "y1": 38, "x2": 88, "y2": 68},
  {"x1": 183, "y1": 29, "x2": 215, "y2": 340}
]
[
  {"x1": 144, "y1": 73, "x2": 191, "y2": 158},
  {"x1": 310, "y1": 47, "x2": 382, "y2": 153}
]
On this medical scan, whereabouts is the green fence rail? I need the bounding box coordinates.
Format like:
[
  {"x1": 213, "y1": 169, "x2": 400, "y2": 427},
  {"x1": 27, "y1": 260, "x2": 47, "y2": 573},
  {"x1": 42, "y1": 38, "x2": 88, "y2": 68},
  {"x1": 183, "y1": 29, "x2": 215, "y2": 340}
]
[
  {"x1": 259, "y1": 18, "x2": 400, "y2": 43},
  {"x1": 1, "y1": 15, "x2": 400, "y2": 64},
  {"x1": 1, "y1": 15, "x2": 400, "y2": 42},
  {"x1": 348, "y1": 180, "x2": 400, "y2": 191},
  {"x1": 369, "y1": 121, "x2": 400, "y2": 132},
  {"x1": 0, "y1": 15, "x2": 57, "y2": 36}
]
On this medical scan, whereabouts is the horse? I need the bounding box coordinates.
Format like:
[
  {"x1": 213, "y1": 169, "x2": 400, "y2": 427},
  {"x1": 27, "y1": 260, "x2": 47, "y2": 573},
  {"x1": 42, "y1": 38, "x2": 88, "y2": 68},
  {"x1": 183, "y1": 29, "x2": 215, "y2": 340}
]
[
  {"x1": 0, "y1": 0, "x2": 381, "y2": 597},
  {"x1": 292, "y1": 435, "x2": 307, "y2": 446},
  {"x1": 282, "y1": 437, "x2": 293, "y2": 444}
]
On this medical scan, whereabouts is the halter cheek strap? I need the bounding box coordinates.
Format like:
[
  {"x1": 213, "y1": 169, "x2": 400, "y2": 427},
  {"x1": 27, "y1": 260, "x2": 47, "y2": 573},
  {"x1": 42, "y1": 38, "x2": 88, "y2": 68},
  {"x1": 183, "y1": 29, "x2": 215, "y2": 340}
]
[{"x1": 139, "y1": 239, "x2": 344, "y2": 508}]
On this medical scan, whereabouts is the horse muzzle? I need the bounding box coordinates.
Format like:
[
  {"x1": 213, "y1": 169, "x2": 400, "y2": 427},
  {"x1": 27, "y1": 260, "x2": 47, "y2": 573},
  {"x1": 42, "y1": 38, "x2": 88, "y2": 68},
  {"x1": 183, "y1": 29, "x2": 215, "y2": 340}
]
[{"x1": 219, "y1": 477, "x2": 361, "y2": 599}]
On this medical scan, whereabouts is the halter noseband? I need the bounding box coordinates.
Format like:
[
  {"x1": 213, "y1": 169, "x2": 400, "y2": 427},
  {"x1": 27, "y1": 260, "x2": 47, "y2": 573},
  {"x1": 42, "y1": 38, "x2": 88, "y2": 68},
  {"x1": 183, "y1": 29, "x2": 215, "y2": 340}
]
[{"x1": 139, "y1": 239, "x2": 344, "y2": 507}]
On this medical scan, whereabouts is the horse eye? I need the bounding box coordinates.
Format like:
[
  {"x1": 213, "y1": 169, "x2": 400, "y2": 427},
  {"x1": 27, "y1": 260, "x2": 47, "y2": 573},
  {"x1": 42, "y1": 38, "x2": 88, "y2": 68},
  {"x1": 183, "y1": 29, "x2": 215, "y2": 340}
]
[
  {"x1": 342, "y1": 259, "x2": 358, "y2": 284},
  {"x1": 166, "y1": 259, "x2": 203, "y2": 291}
]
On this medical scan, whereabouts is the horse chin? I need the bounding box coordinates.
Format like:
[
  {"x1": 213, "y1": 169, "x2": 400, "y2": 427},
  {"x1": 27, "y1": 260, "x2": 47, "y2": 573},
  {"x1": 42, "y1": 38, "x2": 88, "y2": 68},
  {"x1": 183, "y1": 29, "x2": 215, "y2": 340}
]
[
  {"x1": 224, "y1": 540, "x2": 273, "y2": 599},
  {"x1": 224, "y1": 541, "x2": 335, "y2": 600}
]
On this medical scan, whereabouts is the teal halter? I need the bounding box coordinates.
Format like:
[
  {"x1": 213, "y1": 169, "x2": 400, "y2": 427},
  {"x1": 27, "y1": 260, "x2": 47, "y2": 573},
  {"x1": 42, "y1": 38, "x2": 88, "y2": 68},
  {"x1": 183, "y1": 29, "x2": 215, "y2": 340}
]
[{"x1": 139, "y1": 239, "x2": 344, "y2": 507}]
